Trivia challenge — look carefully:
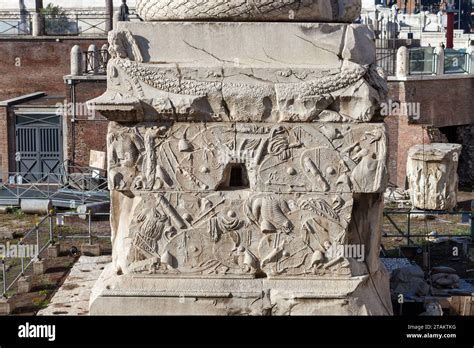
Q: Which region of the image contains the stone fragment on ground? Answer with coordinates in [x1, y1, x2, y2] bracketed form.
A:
[381, 257, 412, 273]
[407, 143, 462, 211]
[390, 264, 430, 297]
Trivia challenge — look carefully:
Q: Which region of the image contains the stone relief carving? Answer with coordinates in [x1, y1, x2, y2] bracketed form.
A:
[107, 122, 387, 194]
[89, 0, 393, 315]
[135, 0, 362, 23]
[407, 143, 462, 211]
[106, 120, 386, 279]
[90, 21, 385, 124]
[124, 191, 354, 278]
[94, 57, 385, 123]
[108, 29, 143, 62]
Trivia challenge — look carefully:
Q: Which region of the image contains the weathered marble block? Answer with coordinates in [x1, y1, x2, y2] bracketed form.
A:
[88, 0, 392, 316]
[107, 122, 387, 194]
[92, 191, 390, 315]
[407, 143, 462, 211]
[112, 191, 354, 277]
[90, 21, 386, 124]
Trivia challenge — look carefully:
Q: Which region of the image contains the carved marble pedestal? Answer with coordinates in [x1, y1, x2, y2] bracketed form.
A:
[89, 0, 393, 315]
[407, 143, 462, 211]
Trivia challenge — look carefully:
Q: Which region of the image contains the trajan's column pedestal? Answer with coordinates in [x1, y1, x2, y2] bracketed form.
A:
[89, 0, 393, 315]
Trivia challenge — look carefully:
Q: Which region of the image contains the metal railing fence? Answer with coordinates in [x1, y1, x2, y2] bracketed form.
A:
[0, 12, 31, 36]
[0, 161, 109, 208]
[1, 210, 110, 298]
[383, 209, 474, 246]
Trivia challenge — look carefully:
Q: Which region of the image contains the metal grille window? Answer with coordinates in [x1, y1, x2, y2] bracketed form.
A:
[376, 38, 397, 77]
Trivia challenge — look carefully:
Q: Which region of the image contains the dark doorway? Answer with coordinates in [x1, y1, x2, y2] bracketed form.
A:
[15, 113, 63, 183]
[439, 125, 473, 189]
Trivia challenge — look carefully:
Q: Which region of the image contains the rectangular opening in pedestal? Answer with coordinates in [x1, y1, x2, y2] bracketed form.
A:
[218, 163, 250, 190]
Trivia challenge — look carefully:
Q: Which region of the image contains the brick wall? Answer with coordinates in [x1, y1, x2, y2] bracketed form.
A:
[65, 79, 108, 168]
[0, 38, 107, 101]
[394, 117, 430, 189]
[396, 0, 417, 14]
[389, 77, 474, 128]
[384, 115, 430, 189]
[386, 76, 474, 187]
[0, 37, 108, 174]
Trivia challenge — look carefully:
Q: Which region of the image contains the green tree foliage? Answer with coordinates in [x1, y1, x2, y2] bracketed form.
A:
[41, 3, 73, 35]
